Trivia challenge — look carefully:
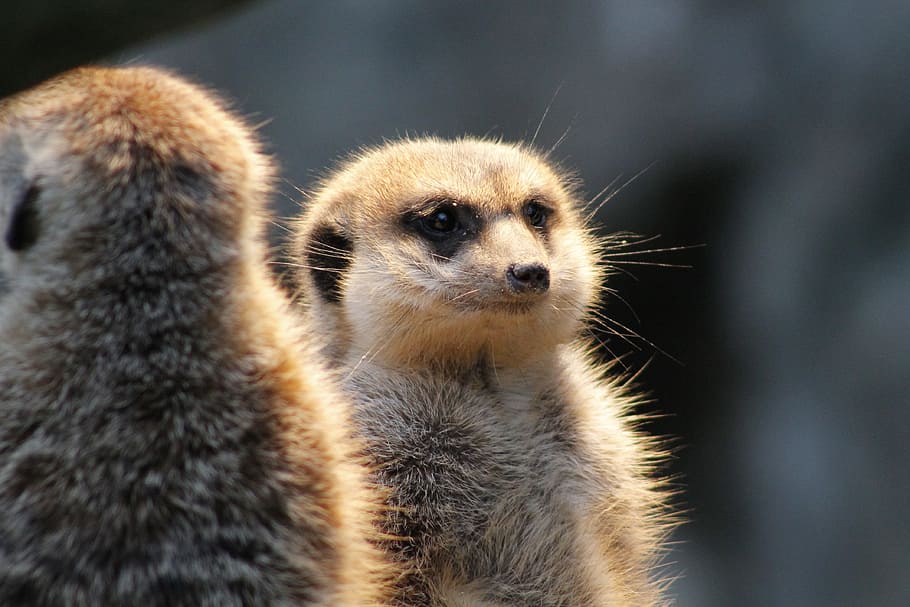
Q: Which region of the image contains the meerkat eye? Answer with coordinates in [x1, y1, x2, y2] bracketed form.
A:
[420, 204, 459, 235]
[403, 201, 479, 257]
[523, 200, 550, 229]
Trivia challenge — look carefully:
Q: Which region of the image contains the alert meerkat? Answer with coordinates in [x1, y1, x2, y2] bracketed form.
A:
[0, 66, 385, 606]
[289, 137, 674, 606]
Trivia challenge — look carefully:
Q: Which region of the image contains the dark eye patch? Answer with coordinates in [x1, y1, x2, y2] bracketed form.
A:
[6, 183, 41, 251]
[523, 199, 552, 229]
[305, 222, 352, 304]
[402, 199, 480, 260]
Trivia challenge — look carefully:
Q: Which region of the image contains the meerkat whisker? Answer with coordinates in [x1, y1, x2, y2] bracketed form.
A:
[448, 288, 481, 302]
[601, 244, 703, 257]
[584, 162, 655, 223]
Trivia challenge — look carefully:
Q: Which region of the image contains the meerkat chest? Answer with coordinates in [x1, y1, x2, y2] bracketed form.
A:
[347, 365, 596, 537]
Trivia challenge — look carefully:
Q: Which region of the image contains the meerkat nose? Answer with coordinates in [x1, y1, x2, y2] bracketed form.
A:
[506, 262, 550, 294]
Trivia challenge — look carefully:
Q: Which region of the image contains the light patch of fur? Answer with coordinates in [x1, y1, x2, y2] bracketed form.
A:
[289, 137, 674, 605]
[0, 66, 387, 606]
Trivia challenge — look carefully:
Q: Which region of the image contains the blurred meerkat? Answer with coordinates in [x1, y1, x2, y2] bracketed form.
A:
[0, 66, 385, 606]
[289, 137, 674, 606]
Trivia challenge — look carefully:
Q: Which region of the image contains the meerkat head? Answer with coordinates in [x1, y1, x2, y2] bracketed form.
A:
[0, 66, 273, 288]
[292, 137, 601, 369]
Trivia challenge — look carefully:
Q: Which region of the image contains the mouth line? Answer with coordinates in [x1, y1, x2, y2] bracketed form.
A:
[445, 295, 544, 314]
[398, 281, 550, 314]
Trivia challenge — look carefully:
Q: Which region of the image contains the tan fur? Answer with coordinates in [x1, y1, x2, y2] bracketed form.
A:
[289, 137, 674, 605]
[0, 66, 386, 606]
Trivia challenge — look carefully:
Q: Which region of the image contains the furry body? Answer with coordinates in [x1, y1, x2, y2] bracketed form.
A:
[290, 138, 671, 606]
[0, 66, 382, 606]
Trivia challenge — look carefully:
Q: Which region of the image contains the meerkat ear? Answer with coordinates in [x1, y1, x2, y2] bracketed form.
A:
[6, 183, 41, 251]
[305, 221, 352, 304]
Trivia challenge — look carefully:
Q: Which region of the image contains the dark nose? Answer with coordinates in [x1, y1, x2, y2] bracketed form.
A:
[506, 263, 550, 293]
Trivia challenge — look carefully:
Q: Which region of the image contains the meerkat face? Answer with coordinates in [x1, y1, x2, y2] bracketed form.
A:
[295, 138, 601, 368]
[397, 196, 552, 310]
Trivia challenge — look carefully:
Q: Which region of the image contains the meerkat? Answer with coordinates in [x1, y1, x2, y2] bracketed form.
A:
[288, 137, 674, 606]
[0, 66, 386, 606]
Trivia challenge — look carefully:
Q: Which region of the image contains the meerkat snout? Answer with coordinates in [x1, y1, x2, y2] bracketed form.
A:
[506, 261, 550, 293]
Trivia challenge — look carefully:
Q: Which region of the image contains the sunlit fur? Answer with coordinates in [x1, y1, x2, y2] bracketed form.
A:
[290, 137, 674, 606]
[0, 66, 386, 606]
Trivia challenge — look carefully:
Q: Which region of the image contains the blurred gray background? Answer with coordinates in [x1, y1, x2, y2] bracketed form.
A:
[7, 1, 909, 605]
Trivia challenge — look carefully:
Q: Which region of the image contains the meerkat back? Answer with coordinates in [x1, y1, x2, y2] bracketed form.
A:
[289, 137, 674, 606]
[0, 66, 383, 606]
